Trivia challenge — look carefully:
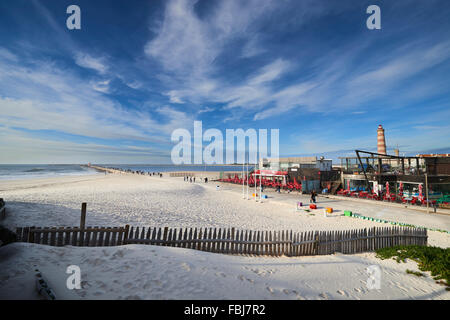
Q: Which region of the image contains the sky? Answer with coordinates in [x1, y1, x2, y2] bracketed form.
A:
[0, 0, 449, 164]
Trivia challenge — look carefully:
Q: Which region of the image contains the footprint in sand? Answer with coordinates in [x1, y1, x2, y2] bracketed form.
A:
[337, 290, 348, 297]
[237, 275, 254, 283]
[120, 264, 131, 271]
[318, 292, 329, 299]
[354, 287, 367, 294]
[112, 250, 125, 259]
[91, 258, 105, 266]
[143, 280, 162, 290]
[215, 272, 226, 278]
[290, 290, 307, 300]
[180, 263, 191, 272]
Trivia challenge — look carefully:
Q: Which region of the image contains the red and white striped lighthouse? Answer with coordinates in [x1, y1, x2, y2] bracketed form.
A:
[377, 125, 387, 155]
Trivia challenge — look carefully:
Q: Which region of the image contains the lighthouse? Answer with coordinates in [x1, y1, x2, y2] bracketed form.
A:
[377, 125, 386, 155]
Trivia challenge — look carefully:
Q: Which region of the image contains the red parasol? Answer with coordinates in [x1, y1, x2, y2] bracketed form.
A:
[419, 184, 423, 201]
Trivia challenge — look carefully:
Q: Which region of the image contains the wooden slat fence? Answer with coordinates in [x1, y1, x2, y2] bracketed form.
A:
[16, 226, 129, 247]
[169, 172, 197, 177]
[15, 225, 427, 256]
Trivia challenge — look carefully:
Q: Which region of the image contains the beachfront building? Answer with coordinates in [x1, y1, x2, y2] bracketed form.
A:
[258, 156, 337, 193]
[338, 151, 450, 206]
[260, 156, 332, 171]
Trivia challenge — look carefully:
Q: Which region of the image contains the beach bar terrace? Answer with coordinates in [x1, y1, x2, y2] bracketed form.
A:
[337, 151, 450, 209]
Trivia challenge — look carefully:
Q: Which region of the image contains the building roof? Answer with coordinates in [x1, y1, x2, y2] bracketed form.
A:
[417, 154, 450, 157]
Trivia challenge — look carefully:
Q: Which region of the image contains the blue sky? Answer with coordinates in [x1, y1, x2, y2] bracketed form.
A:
[0, 0, 449, 164]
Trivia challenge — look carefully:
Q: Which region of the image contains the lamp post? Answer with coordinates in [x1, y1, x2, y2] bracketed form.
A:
[425, 173, 429, 214]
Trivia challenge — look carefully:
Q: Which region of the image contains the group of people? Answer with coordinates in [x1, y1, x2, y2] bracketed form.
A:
[105, 167, 163, 177]
[184, 176, 209, 183]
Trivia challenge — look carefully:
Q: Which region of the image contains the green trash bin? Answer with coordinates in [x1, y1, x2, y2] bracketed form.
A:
[344, 210, 352, 217]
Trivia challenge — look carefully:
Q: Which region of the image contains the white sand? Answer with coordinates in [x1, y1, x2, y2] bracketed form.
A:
[1, 174, 448, 246]
[0, 173, 449, 300]
[0, 243, 448, 300]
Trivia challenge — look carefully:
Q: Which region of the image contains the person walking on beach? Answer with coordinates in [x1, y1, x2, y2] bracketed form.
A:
[310, 190, 317, 204]
[190, 177, 192, 183]
[193, 177, 196, 183]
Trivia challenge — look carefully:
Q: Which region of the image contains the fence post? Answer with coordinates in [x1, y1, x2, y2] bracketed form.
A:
[163, 227, 169, 246]
[231, 228, 235, 254]
[314, 232, 319, 255]
[80, 203, 87, 229]
[123, 225, 130, 245]
[28, 227, 35, 243]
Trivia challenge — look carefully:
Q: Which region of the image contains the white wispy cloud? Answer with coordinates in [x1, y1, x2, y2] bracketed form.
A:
[75, 53, 109, 74]
[0, 51, 193, 146]
[144, 0, 450, 122]
[91, 79, 111, 93]
[0, 127, 171, 164]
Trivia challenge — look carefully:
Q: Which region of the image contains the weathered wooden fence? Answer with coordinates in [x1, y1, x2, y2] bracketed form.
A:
[13, 203, 428, 256]
[15, 225, 427, 256]
[16, 226, 128, 247]
[169, 172, 197, 177]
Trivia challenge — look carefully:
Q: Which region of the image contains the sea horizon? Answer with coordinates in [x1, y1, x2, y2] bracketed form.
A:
[0, 164, 253, 180]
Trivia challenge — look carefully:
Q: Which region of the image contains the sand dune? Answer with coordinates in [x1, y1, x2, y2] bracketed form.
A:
[0, 243, 448, 300]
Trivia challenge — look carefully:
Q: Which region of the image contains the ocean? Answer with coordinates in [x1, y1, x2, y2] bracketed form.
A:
[0, 164, 100, 180]
[104, 164, 254, 173]
[0, 164, 253, 180]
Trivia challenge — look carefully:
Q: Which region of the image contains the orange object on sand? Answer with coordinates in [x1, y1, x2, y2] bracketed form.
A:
[309, 204, 317, 209]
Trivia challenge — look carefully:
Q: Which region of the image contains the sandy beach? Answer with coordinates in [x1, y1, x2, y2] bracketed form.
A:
[0, 173, 449, 300]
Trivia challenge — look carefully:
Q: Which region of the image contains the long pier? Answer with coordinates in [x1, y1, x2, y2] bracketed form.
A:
[84, 165, 242, 181]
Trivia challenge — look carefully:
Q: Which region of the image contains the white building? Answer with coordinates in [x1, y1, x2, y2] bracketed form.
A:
[260, 156, 332, 171]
